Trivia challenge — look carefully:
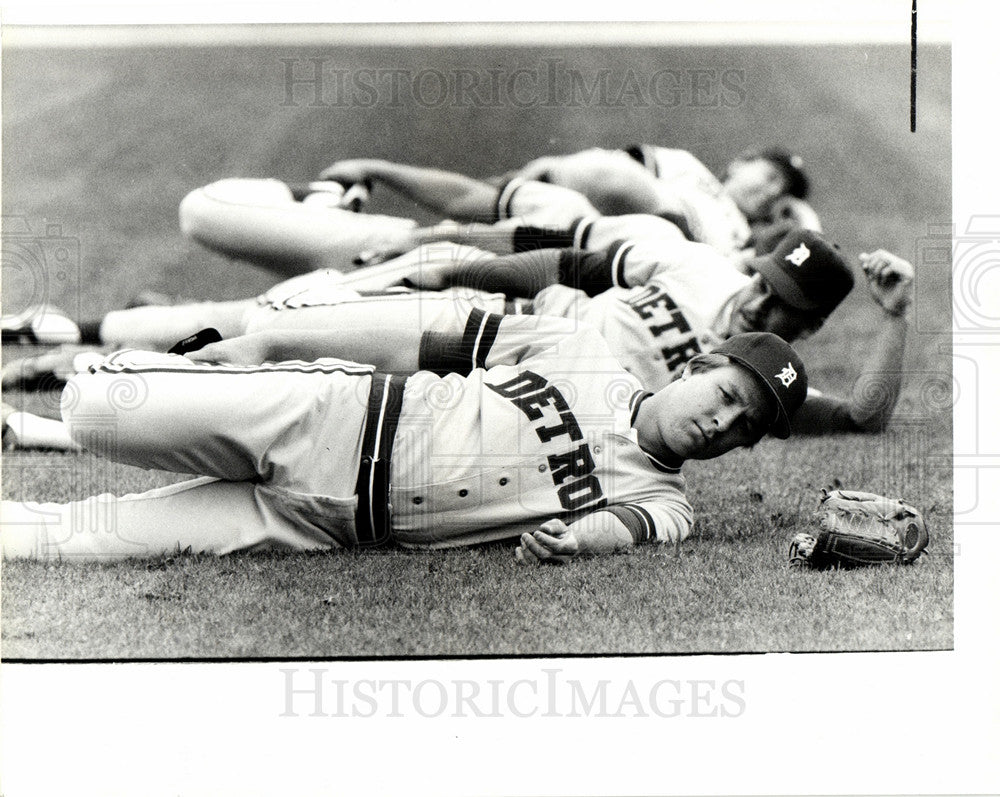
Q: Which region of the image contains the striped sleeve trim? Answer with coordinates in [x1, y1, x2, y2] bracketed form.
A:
[601, 504, 657, 544]
[629, 390, 651, 425]
[571, 215, 598, 249]
[556, 245, 625, 296]
[609, 240, 634, 288]
[470, 311, 502, 369]
[495, 177, 525, 221]
[417, 308, 502, 375]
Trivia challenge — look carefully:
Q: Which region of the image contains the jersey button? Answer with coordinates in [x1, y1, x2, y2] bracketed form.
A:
[593, 445, 602, 454]
[458, 489, 468, 497]
[498, 477, 509, 486]
[412, 496, 424, 505]
[537, 464, 547, 473]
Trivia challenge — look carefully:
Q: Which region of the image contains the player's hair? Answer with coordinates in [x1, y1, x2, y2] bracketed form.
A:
[684, 352, 731, 375]
[730, 148, 810, 200]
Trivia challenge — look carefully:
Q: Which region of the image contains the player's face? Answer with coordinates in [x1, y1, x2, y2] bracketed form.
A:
[723, 158, 787, 220]
[657, 364, 771, 460]
[727, 273, 817, 341]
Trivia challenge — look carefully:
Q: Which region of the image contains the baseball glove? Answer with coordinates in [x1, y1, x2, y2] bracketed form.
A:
[788, 489, 929, 569]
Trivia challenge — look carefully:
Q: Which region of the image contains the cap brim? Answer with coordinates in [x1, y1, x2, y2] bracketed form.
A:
[722, 352, 792, 439]
[749, 254, 823, 312]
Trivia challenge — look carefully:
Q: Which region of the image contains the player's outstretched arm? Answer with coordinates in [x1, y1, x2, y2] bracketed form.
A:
[515, 515, 633, 565]
[188, 327, 422, 373]
[409, 219, 523, 254]
[405, 249, 564, 296]
[789, 249, 913, 434]
[319, 159, 498, 221]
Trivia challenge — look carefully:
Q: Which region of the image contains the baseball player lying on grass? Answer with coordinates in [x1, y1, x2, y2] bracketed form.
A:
[312, 145, 818, 257]
[504, 144, 822, 254]
[173, 170, 686, 279]
[172, 156, 814, 279]
[2, 226, 913, 447]
[0, 317, 806, 564]
[166, 150, 820, 284]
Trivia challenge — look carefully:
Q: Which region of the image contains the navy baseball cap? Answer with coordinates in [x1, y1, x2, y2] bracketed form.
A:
[715, 332, 808, 439]
[749, 228, 854, 316]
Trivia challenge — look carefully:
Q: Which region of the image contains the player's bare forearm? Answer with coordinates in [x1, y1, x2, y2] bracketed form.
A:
[515, 514, 633, 565]
[444, 249, 562, 297]
[789, 298, 910, 435]
[846, 311, 909, 431]
[412, 220, 519, 254]
[190, 328, 421, 373]
[320, 159, 497, 220]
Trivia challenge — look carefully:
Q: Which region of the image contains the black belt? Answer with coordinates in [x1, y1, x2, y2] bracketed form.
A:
[354, 372, 407, 546]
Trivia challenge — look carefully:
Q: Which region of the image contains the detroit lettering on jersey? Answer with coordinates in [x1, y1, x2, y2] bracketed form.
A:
[486, 370, 607, 513]
[625, 285, 703, 372]
[551, 243, 705, 374]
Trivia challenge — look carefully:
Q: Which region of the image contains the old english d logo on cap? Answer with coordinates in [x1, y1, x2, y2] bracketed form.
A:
[784, 243, 810, 267]
[775, 362, 798, 388]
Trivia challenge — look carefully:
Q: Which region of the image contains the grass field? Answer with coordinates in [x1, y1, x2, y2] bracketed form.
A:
[1, 40, 953, 658]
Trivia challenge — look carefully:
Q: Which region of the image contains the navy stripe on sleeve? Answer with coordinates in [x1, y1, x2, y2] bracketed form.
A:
[474, 313, 502, 369]
[495, 178, 522, 221]
[512, 225, 576, 252]
[418, 310, 503, 375]
[556, 242, 633, 295]
[610, 241, 634, 288]
[600, 504, 656, 544]
[570, 216, 595, 249]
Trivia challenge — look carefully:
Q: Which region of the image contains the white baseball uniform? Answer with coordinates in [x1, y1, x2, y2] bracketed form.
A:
[618, 145, 751, 255]
[178, 175, 690, 278]
[249, 235, 750, 392]
[1, 311, 692, 560]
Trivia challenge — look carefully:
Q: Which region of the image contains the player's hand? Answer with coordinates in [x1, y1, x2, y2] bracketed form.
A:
[318, 159, 380, 186]
[515, 519, 580, 565]
[398, 264, 451, 291]
[860, 249, 914, 317]
[186, 334, 271, 366]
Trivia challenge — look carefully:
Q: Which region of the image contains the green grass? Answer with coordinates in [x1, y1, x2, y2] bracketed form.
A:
[1, 42, 952, 658]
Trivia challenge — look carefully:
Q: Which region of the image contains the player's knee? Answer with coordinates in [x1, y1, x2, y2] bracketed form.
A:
[61, 366, 146, 446]
[178, 178, 294, 240]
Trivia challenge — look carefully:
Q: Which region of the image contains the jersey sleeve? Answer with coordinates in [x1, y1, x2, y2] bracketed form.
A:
[598, 497, 694, 545]
[552, 242, 634, 295]
[418, 308, 595, 375]
[493, 176, 529, 222]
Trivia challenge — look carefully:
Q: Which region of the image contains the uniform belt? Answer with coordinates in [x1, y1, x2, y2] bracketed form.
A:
[354, 372, 407, 546]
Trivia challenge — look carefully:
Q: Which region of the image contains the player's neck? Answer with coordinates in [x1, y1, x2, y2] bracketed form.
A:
[633, 392, 684, 469]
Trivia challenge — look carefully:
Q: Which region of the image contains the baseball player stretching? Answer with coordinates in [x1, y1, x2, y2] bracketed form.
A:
[171, 143, 815, 280]
[2, 229, 913, 446]
[0, 316, 807, 564]
[507, 145, 821, 253]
